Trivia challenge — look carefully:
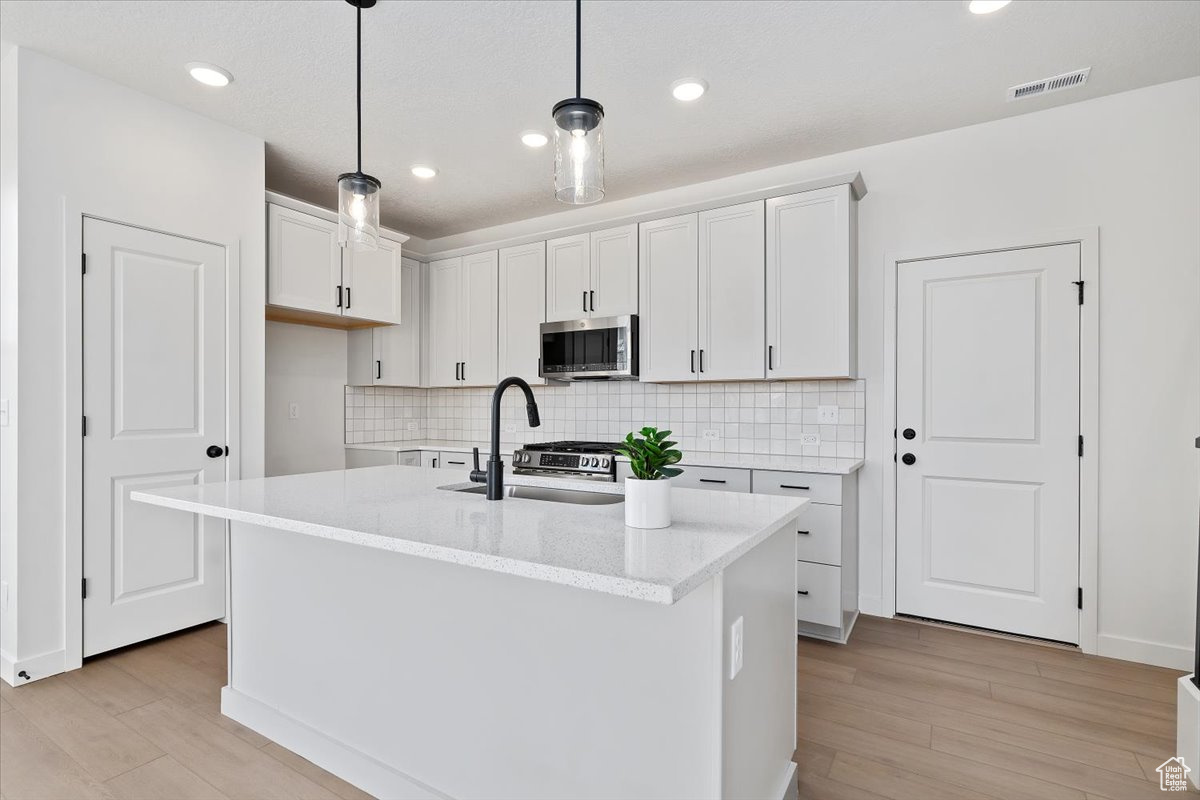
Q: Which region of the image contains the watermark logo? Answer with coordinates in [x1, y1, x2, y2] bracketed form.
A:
[1158, 757, 1191, 791]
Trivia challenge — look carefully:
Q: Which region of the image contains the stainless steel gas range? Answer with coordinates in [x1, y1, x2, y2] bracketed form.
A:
[511, 441, 621, 482]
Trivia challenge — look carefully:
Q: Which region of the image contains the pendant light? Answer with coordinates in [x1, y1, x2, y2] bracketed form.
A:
[553, 0, 605, 204]
[338, 0, 381, 251]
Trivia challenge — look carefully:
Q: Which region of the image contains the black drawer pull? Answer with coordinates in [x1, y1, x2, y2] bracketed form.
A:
[699, 478, 727, 484]
[798, 590, 810, 596]
[446, 460, 466, 465]
[797, 530, 811, 535]
[780, 484, 810, 491]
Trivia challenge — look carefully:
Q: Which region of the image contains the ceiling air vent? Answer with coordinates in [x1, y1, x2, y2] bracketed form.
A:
[1006, 67, 1091, 102]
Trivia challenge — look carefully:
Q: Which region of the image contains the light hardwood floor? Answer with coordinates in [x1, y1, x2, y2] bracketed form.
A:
[0, 615, 1191, 799]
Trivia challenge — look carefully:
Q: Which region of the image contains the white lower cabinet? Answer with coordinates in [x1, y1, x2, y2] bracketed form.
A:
[420, 451, 440, 468]
[794, 563, 842, 628]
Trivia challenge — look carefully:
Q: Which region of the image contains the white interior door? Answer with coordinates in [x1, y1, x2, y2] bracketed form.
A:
[896, 244, 1080, 643]
[83, 218, 227, 657]
[343, 236, 403, 324]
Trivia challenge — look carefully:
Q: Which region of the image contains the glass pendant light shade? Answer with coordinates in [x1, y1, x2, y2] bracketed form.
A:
[338, 171, 381, 251]
[553, 98, 605, 205]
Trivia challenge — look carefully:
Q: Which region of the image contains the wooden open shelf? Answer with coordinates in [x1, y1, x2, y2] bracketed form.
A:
[265, 305, 389, 331]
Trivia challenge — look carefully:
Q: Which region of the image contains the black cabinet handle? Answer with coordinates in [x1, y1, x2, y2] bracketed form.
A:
[206, 445, 224, 459]
[461, 362, 466, 382]
[797, 530, 811, 535]
[691, 350, 696, 373]
[345, 286, 351, 309]
[590, 290, 595, 312]
[902, 453, 916, 466]
[798, 590, 810, 596]
[583, 291, 588, 313]
[376, 360, 382, 380]
[779, 484, 810, 491]
[336, 284, 342, 308]
[768, 344, 774, 370]
[903, 428, 916, 440]
[699, 349, 705, 373]
[699, 478, 726, 484]
[446, 460, 466, 466]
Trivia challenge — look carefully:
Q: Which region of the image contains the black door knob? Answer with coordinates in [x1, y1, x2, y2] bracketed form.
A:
[901, 453, 916, 466]
[902, 428, 916, 440]
[206, 445, 224, 459]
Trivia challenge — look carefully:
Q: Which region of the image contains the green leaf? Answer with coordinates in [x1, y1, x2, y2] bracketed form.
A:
[663, 450, 682, 465]
[659, 466, 683, 478]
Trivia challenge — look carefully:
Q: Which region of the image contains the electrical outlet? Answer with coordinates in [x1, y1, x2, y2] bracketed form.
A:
[730, 616, 744, 679]
[288, 402, 300, 420]
[503, 422, 517, 434]
[817, 405, 839, 425]
[702, 428, 720, 441]
[800, 433, 820, 446]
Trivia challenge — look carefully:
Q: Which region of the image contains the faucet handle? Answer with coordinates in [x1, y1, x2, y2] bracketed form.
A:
[472, 447, 480, 472]
[469, 447, 487, 484]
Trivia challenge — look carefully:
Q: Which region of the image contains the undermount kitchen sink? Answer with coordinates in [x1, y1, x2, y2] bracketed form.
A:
[440, 483, 624, 505]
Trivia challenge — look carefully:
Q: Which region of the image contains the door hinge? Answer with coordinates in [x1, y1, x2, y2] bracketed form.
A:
[81, 578, 88, 600]
[82, 416, 88, 437]
[81, 253, 87, 274]
[1072, 280, 1084, 305]
[1078, 435, 1084, 457]
[1077, 586, 1083, 610]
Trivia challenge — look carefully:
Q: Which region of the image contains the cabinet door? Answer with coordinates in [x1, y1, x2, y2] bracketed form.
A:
[427, 257, 462, 387]
[498, 242, 546, 384]
[545, 233, 590, 322]
[638, 214, 699, 382]
[268, 204, 342, 315]
[396, 450, 422, 467]
[698, 202, 765, 380]
[420, 450, 440, 468]
[343, 236, 403, 324]
[766, 185, 854, 378]
[461, 250, 498, 386]
[375, 257, 422, 386]
[589, 224, 638, 318]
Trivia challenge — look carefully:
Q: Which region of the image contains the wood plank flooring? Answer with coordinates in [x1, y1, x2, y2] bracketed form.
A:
[0, 615, 1190, 799]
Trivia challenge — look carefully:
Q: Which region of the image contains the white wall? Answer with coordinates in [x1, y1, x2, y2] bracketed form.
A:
[0, 48, 265, 679]
[266, 322, 347, 476]
[420, 78, 1200, 669]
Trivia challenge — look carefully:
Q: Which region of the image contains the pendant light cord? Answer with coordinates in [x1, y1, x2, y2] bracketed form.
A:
[575, 0, 581, 99]
[356, 4, 363, 173]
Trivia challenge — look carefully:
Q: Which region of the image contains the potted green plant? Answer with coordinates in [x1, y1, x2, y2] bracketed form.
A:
[615, 427, 683, 529]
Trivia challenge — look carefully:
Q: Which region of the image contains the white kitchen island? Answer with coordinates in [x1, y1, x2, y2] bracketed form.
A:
[133, 465, 806, 800]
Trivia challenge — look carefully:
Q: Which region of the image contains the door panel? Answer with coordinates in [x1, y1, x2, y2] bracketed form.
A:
[461, 250, 498, 386]
[374, 257, 422, 386]
[267, 204, 341, 315]
[83, 218, 227, 657]
[499, 242, 546, 384]
[546, 234, 590, 322]
[638, 214, 698, 382]
[427, 257, 462, 387]
[343, 236, 403, 324]
[589, 224, 638, 318]
[698, 202, 765, 380]
[896, 244, 1080, 643]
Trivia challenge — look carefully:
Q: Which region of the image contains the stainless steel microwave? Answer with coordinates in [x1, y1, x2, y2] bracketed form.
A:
[539, 315, 639, 381]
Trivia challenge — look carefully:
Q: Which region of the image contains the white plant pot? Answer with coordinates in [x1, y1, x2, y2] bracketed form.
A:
[624, 477, 673, 529]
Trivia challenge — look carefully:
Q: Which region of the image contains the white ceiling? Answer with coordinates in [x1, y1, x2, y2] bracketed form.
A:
[2, 0, 1198, 239]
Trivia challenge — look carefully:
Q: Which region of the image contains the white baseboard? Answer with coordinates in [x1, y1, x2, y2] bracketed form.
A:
[0, 647, 66, 686]
[1180, 677, 1200, 790]
[1098, 633, 1193, 670]
[221, 687, 447, 800]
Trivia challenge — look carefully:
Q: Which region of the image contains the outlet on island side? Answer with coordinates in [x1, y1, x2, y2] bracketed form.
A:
[288, 402, 300, 420]
[730, 616, 744, 679]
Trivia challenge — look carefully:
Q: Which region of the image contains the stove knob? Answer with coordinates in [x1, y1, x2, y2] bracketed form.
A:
[590, 457, 600, 468]
[600, 457, 609, 468]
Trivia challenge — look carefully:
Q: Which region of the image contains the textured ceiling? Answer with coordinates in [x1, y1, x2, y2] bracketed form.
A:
[2, 0, 1198, 239]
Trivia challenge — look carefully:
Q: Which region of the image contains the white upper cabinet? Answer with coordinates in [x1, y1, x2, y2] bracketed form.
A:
[267, 202, 406, 325]
[427, 252, 498, 387]
[766, 184, 856, 379]
[546, 225, 638, 322]
[498, 242, 546, 384]
[639, 213, 699, 382]
[347, 257, 422, 386]
[268, 204, 342, 315]
[546, 233, 590, 322]
[589, 224, 638, 318]
[698, 201, 766, 381]
[342, 236, 403, 324]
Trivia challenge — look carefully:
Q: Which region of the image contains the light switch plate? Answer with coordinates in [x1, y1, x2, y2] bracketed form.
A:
[730, 616, 744, 679]
[817, 405, 839, 425]
[800, 433, 820, 446]
[288, 402, 300, 420]
[702, 429, 720, 441]
[407, 422, 419, 432]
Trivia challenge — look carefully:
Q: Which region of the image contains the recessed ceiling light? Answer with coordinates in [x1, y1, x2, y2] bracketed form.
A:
[186, 62, 233, 87]
[521, 130, 549, 148]
[967, 0, 1011, 13]
[410, 165, 438, 179]
[671, 78, 708, 102]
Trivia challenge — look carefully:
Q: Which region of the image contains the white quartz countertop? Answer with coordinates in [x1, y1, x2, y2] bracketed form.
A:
[345, 440, 863, 475]
[132, 467, 808, 605]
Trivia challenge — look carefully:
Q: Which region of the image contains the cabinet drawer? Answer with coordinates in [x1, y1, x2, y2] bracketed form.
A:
[439, 451, 472, 470]
[752, 470, 843, 505]
[795, 562, 842, 628]
[673, 465, 750, 493]
[795, 503, 842, 566]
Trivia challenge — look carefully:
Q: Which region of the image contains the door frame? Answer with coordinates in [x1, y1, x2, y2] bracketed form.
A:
[63, 206, 241, 670]
[881, 227, 1099, 654]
